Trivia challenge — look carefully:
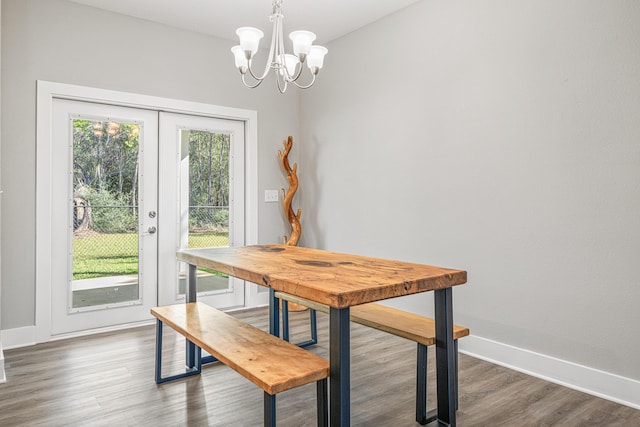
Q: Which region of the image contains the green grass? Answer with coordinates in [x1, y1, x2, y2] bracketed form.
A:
[73, 231, 229, 280]
[73, 233, 138, 280]
[189, 231, 229, 248]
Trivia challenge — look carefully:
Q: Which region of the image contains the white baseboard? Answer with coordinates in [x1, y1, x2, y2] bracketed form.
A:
[0, 341, 5, 383]
[459, 335, 640, 410]
[1, 325, 37, 350]
[1, 321, 155, 350]
[48, 320, 154, 343]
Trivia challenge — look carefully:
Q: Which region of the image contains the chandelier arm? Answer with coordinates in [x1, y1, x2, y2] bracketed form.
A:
[246, 62, 265, 82]
[276, 16, 304, 84]
[263, 13, 280, 77]
[290, 72, 317, 89]
[277, 19, 303, 83]
[275, 42, 288, 93]
[246, 10, 280, 82]
[276, 18, 289, 80]
[246, 43, 275, 82]
[276, 13, 287, 75]
[276, 71, 288, 93]
[287, 62, 304, 82]
[241, 73, 264, 88]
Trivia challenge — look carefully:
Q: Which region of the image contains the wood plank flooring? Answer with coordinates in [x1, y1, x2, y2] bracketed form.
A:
[1, 307, 638, 426]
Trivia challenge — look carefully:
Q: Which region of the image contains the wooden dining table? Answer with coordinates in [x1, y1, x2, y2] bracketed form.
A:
[177, 244, 467, 426]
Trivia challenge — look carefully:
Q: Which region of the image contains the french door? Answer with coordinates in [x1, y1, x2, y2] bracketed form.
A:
[50, 100, 246, 336]
[158, 112, 245, 308]
[51, 99, 159, 335]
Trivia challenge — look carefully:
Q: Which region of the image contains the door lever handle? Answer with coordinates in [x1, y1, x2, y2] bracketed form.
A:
[145, 226, 157, 235]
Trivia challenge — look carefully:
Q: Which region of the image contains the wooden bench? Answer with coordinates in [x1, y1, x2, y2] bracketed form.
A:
[274, 292, 470, 425]
[151, 302, 330, 427]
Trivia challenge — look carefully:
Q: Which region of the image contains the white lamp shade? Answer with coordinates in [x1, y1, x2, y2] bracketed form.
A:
[282, 54, 299, 77]
[307, 46, 328, 70]
[231, 46, 248, 68]
[236, 27, 264, 55]
[289, 30, 316, 56]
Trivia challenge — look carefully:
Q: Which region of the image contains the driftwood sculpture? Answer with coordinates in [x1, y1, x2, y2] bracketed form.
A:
[278, 136, 302, 246]
[278, 136, 305, 311]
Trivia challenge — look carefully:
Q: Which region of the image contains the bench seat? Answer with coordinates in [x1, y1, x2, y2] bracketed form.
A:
[274, 291, 469, 425]
[151, 302, 329, 426]
[275, 291, 470, 343]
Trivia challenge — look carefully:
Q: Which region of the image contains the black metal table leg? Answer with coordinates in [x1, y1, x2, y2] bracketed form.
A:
[264, 391, 276, 426]
[186, 263, 197, 368]
[432, 288, 456, 426]
[330, 307, 351, 426]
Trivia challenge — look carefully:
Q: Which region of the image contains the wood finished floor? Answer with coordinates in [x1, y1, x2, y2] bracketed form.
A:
[1, 307, 638, 426]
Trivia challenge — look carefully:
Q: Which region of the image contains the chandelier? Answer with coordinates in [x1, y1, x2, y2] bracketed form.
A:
[230, 0, 328, 93]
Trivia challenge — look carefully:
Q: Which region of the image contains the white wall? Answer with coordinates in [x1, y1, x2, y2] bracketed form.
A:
[0, 1, 5, 383]
[299, 0, 640, 387]
[0, 0, 294, 330]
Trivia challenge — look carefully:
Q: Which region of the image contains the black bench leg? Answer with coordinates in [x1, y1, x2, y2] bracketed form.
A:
[416, 343, 429, 425]
[155, 319, 202, 384]
[155, 318, 164, 384]
[264, 392, 276, 427]
[278, 295, 318, 348]
[269, 289, 280, 337]
[310, 309, 318, 343]
[282, 300, 290, 341]
[317, 378, 328, 427]
[455, 338, 459, 411]
[416, 339, 461, 424]
[293, 307, 318, 348]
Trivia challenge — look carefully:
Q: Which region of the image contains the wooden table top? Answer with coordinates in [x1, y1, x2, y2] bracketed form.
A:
[177, 245, 467, 309]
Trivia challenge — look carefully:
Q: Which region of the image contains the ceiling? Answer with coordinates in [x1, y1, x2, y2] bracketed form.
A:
[66, 0, 422, 44]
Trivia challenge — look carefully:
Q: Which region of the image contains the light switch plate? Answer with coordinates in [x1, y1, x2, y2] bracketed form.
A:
[264, 189, 279, 202]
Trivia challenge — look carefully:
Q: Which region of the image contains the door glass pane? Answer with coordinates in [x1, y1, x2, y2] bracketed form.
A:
[178, 129, 231, 295]
[71, 119, 141, 309]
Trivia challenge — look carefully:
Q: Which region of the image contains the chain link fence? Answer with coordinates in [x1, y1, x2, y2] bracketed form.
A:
[72, 205, 229, 279]
[188, 206, 229, 248]
[73, 205, 139, 280]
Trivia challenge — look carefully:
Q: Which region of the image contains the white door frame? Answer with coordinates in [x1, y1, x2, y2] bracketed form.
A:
[35, 80, 258, 343]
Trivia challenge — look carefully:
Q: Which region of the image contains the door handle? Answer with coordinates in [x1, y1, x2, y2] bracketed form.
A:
[146, 226, 157, 235]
